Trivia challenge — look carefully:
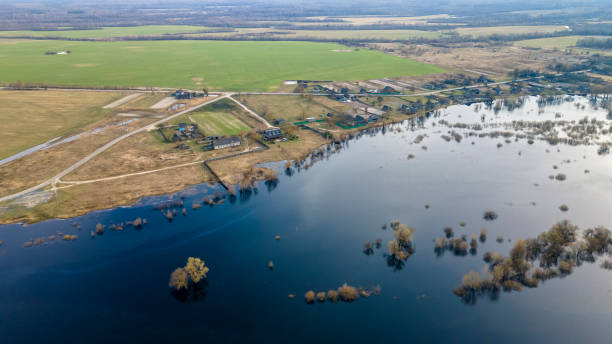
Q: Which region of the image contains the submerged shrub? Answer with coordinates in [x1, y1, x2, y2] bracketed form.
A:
[337, 283, 359, 302]
[444, 227, 454, 238]
[601, 260, 612, 270]
[95, 223, 104, 235]
[316, 291, 326, 302]
[470, 236, 478, 250]
[327, 290, 339, 302]
[375, 238, 382, 248]
[496, 236, 503, 243]
[558, 260, 573, 274]
[559, 204, 569, 212]
[483, 251, 504, 265]
[169, 268, 188, 290]
[434, 237, 447, 249]
[480, 228, 488, 242]
[483, 210, 498, 221]
[305, 290, 315, 304]
[502, 280, 523, 292]
[363, 241, 374, 255]
[555, 173, 567, 181]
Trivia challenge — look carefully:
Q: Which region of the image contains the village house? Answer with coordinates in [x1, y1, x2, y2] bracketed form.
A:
[171, 123, 202, 141]
[212, 136, 241, 150]
[263, 127, 283, 141]
[172, 89, 205, 100]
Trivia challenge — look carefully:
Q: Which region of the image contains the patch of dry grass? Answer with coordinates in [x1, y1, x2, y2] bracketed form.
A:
[0, 90, 125, 159]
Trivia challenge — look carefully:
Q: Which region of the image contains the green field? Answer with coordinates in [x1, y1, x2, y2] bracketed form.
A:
[188, 111, 250, 136]
[0, 39, 444, 91]
[0, 25, 210, 39]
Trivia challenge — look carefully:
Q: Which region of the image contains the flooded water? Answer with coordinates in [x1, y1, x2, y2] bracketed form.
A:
[1, 95, 611, 343]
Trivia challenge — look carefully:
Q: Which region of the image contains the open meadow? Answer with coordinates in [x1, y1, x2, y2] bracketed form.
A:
[515, 35, 612, 55]
[0, 39, 444, 91]
[455, 25, 569, 37]
[238, 94, 353, 122]
[0, 90, 125, 159]
[0, 25, 210, 39]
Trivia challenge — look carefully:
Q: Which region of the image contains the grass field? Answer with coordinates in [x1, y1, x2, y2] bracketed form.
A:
[515, 35, 612, 55]
[280, 29, 442, 40]
[188, 111, 251, 136]
[0, 25, 210, 39]
[0, 39, 444, 91]
[191, 28, 443, 40]
[455, 25, 569, 37]
[0, 90, 123, 159]
[239, 94, 352, 122]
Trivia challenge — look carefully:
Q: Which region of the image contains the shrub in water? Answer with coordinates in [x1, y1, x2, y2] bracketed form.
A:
[169, 268, 188, 290]
[327, 290, 339, 302]
[483, 210, 498, 221]
[480, 228, 487, 242]
[304, 290, 315, 304]
[337, 283, 359, 302]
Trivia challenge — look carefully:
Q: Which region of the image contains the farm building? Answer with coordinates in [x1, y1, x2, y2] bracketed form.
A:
[273, 118, 286, 126]
[171, 123, 202, 141]
[172, 89, 205, 100]
[263, 127, 283, 140]
[212, 136, 241, 150]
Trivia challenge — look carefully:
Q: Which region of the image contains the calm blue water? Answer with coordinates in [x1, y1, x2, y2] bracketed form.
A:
[1, 96, 611, 343]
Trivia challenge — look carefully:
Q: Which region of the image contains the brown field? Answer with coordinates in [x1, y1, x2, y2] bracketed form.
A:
[0, 164, 212, 224]
[0, 115, 157, 198]
[370, 42, 573, 76]
[0, 90, 127, 159]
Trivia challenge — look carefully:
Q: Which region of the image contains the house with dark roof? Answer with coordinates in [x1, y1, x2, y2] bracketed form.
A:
[263, 127, 283, 140]
[212, 136, 241, 150]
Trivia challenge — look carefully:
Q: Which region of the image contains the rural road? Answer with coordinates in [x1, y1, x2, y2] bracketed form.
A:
[0, 94, 231, 203]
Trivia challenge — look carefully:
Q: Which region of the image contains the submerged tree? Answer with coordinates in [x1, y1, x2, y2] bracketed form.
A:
[169, 257, 210, 291]
[169, 268, 188, 291]
[184, 257, 210, 283]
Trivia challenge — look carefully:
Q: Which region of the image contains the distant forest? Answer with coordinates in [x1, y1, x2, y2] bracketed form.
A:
[0, 0, 610, 30]
[576, 37, 612, 50]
